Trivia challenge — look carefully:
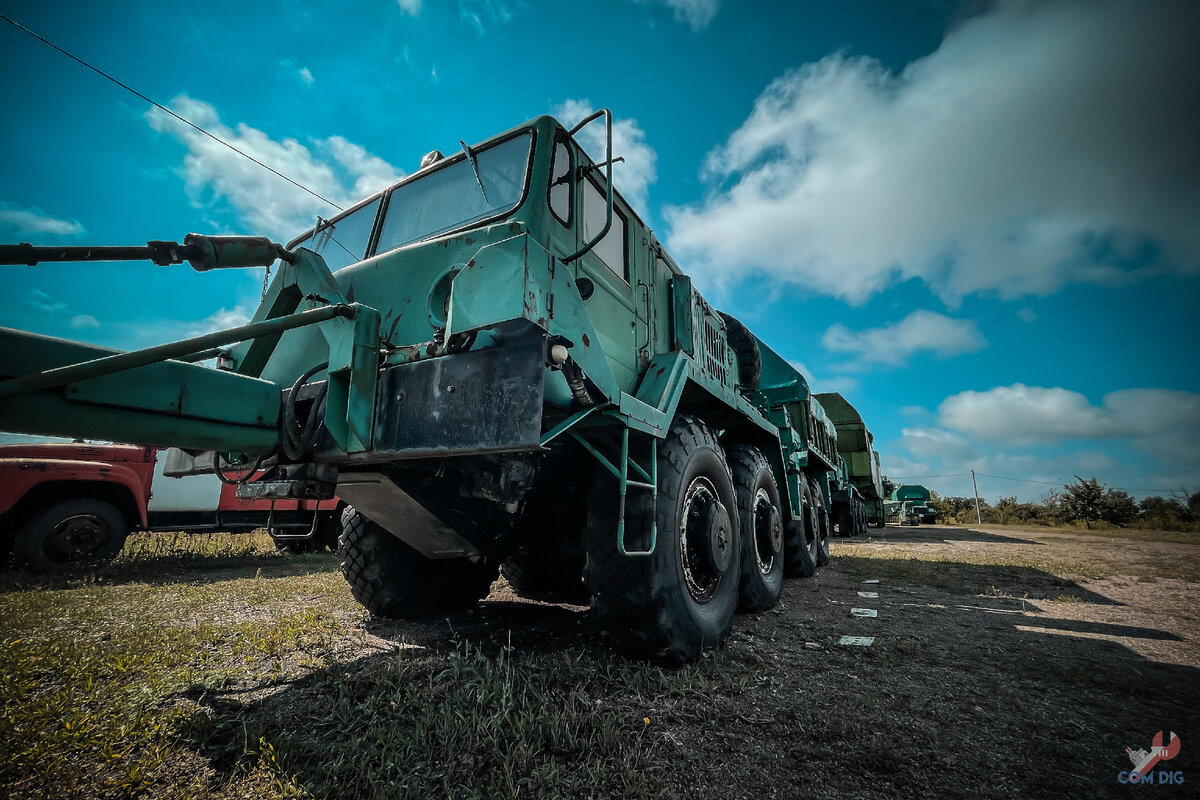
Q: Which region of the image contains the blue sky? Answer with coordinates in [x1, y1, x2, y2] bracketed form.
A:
[1, 0, 1197, 503]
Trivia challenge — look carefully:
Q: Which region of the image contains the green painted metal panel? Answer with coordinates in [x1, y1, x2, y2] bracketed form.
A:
[0, 328, 280, 452]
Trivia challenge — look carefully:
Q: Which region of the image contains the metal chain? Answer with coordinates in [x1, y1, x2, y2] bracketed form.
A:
[261, 263, 271, 301]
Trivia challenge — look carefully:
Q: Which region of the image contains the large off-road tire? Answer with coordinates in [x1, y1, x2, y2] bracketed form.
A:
[836, 505, 854, 537]
[338, 506, 496, 618]
[718, 313, 762, 391]
[812, 478, 831, 567]
[727, 445, 784, 613]
[784, 478, 819, 578]
[584, 415, 740, 665]
[14, 498, 128, 572]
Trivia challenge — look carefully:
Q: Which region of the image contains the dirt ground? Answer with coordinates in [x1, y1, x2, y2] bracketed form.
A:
[300, 523, 1200, 798]
[4, 523, 1198, 799]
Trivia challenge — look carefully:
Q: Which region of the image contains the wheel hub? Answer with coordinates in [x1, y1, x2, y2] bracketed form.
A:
[680, 477, 731, 602]
[697, 500, 733, 577]
[49, 515, 107, 561]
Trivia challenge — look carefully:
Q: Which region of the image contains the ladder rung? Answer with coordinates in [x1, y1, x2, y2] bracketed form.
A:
[625, 480, 655, 490]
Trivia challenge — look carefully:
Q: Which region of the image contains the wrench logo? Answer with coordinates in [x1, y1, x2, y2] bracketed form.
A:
[1125, 731, 1181, 777]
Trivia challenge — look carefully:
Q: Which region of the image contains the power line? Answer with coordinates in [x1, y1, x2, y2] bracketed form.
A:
[890, 470, 1189, 496]
[0, 13, 343, 212]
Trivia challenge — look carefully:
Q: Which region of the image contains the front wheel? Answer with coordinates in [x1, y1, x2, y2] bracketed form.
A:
[339, 506, 496, 618]
[14, 498, 128, 572]
[584, 416, 740, 665]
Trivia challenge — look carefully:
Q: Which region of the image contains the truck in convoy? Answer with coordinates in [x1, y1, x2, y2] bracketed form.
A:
[0, 110, 880, 664]
[813, 392, 885, 535]
[0, 441, 341, 570]
[891, 484, 932, 526]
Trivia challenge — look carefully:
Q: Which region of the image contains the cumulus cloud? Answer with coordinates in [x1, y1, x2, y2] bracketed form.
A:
[298, 66, 315, 86]
[146, 95, 403, 239]
[0, 204, 85, 237]
[899, 426, 981, 463]
[666, 0, 1200, 304]
[632, 0, 719, 30]
[939, 384, 1200, 444]
[885, 384, 1200, 501]
[823, 310, 986, 369]
[556, 99, 658, 210]
[397, 0, 421, 15]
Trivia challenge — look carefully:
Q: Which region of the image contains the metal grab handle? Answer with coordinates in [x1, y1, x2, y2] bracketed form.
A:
[562, 108, 615, 265]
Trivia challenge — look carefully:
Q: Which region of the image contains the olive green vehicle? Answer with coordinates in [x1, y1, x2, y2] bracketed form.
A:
[0, 110, 869, 665]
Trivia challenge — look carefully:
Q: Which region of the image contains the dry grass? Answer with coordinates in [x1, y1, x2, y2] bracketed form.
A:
[2, 525, 1198, 798]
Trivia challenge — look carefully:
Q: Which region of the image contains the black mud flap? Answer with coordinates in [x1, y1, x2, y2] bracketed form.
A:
[372, 336, 546, 459]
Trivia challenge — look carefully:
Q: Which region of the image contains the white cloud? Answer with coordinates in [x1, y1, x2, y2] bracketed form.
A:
[459, 1, 514, 36]
[186, 304, 256, 338]
[822, 310, 985, 369]
[666, 0, 1200, 304]
[0, 204, 85, 237]
[325, 136, 405, 200]
[23, 289, 67, 314]
[899, 426, 981, 463]
[298, 66, 315, 86]
[939, 384, 1200, 445]
[397, 0, 421, 15]
[632, 0, 719, 30]
[1016, 308, 1036, 323]
[788, 359, 859, 396]
[556, 99, 658, 210]
[70, 314, 100, 330]
[146, 95, 403, 240]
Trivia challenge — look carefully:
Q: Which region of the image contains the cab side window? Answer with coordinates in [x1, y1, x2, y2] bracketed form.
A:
[549, 138, 571, 226]
[582, 177, 628, 282]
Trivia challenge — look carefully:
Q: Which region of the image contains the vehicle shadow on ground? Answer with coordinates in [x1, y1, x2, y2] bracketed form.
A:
[0, 552, 339, 593]
[849, 525, 1045, 545]
[835, 554, 1122, 605]
[169, 595, 619, 796]
[361, 595, 594, 659]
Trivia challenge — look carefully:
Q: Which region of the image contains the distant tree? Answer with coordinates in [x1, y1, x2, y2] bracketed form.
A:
[1061, 476, 1105, 529]
[1101, 489, 1138, 526]
[1140, 495, 1185, 526]
[928, 488, 944, 507]
[881, 475, 897, 498]
[1040, 489, 1064, 523]
[1189, 490, 1200, 521]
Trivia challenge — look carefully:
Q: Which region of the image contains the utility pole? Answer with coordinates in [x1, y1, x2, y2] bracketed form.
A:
[971, 469, 982, 525]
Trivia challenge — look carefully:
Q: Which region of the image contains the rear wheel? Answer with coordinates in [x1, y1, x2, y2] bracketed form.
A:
[727, 445, 784, 613]
[784, 478, 819, 578]
[338, 506, 496, 618]
[584, 415, 740, 665]
[812, 478, 831, 567]
[14, 498, 128, 572]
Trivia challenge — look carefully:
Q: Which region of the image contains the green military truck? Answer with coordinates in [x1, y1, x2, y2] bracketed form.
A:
[0, 110, 875, 664]
[814, 392, 885, 535]
[891, 485, 932, 526]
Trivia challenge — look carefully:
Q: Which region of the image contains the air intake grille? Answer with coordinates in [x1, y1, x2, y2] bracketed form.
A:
[703, 315, 727, 385]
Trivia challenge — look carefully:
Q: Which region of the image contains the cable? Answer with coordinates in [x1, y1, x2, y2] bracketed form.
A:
[891, 470, 1189, 496]
[0, 13, 343, 212]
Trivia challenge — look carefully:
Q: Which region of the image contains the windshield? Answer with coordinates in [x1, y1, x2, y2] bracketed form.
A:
[376, 132, 533, 255]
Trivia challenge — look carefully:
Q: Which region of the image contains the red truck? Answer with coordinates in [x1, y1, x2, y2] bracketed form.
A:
[0, 441, 342, 571]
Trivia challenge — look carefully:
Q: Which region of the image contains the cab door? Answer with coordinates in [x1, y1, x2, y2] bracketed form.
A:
[573, 168, 650, 391]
